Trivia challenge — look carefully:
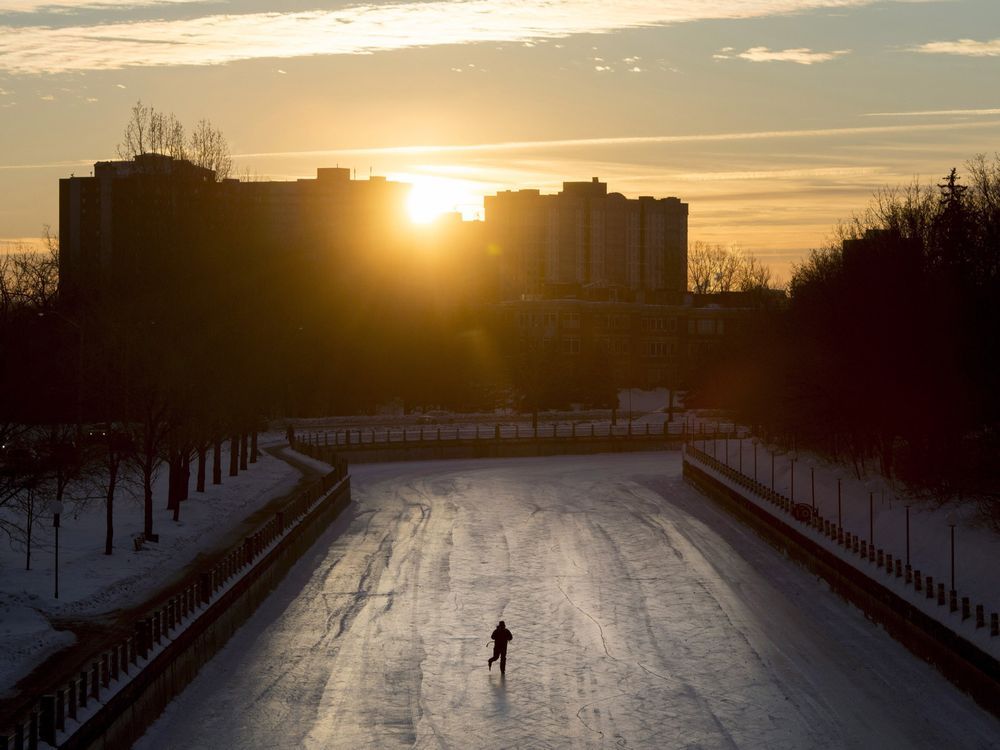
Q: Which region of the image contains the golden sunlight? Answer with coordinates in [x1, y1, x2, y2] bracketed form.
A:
[403, 175, 481, 224]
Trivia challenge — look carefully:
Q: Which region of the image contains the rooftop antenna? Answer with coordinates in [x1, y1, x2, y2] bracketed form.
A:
[369, 166, 373, 179]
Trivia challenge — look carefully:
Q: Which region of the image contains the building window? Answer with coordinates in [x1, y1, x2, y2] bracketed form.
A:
[562, 337, 581, 354]
[562, 312, 580, 329]
[644, 341, 668, 358]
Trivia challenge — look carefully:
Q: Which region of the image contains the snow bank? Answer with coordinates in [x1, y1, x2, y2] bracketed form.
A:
[0, 434, 316, 695]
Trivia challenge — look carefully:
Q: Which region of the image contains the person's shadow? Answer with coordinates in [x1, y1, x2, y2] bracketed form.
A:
[490, 674, 509, 716]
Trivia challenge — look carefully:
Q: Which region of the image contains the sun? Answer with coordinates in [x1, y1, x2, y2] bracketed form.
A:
[406, 180, 454, 224]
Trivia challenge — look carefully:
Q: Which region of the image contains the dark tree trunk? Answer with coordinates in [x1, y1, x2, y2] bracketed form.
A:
[104, 458, 118, 555]
[180, 450, 190, 501]
[229, 434, 239, 476]
[167, 446, 183, 520]
[213, 438, 222, 484]
[250, 430, 258, 464]
[197, 447, 206, 492]
[240, 432, 248, 470]
[143, 462, 155, 540]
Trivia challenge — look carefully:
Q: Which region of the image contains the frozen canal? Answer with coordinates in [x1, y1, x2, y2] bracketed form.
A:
[136, 454, 999, 749]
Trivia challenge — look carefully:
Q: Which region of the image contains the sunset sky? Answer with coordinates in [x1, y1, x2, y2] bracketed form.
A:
[1, 0, 998, 279]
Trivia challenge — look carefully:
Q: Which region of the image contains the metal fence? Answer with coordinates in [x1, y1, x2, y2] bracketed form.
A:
[299, 420, 742, 449]
[684, 443, 999, 639]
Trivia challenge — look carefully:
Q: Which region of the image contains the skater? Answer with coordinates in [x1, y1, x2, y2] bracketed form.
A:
[488, 620, 513, 674]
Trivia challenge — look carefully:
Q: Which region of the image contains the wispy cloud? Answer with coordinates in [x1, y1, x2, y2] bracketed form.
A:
[672, 166, 884, 182]
[0, 0, 926, 74]
[233, 119, 1000, 159]
[0, 0, 198, 11]
[911, 38, 1000, 57]
[863, 107, 1000, 117]
[715, 46, 851, 64]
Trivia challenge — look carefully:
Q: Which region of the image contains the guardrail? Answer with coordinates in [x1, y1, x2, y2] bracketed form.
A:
[683, 442, 1000, 717]
[683, 442, 999, 640]
[299, 420, 743, 449]
[0, 466, 348, 750]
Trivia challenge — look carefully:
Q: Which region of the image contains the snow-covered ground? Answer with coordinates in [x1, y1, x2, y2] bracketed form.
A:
[135, 454, 999, 749]
[0, 433, 310, 695]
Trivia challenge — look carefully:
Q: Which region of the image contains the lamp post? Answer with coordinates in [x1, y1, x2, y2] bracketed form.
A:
[810, 465, 816, 511]
[52, 501, 63, 599]
[788, 451, 798, 502]
[948, 519, 957, 594]
[905, 505, 911, 566]
[770, 448, 775, 492]
[869, 491, 874, 545]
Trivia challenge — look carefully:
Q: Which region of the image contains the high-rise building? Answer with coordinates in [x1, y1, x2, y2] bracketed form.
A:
[59, 155, 413, 308]
[485, 178, 688, 304]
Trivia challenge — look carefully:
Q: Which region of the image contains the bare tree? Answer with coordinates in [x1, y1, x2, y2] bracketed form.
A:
[689, 242, 770, 293]
[189, 118, 232, 180]
[736, 253, 774, 292]
[688, 241, 723, 294]
[116, 101, 233, 179]
[0, 229, 59, 324]
[116, 100, 154, 159]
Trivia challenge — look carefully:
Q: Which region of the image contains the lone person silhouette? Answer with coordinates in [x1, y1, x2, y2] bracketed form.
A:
[488, 620, 513, 674]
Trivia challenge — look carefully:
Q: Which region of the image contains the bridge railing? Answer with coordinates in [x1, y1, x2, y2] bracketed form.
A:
[298, 420, 744, 449]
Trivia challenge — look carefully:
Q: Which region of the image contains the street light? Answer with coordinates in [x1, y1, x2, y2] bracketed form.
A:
[788, 451, 798, 502]
[948, 516, 957, 594]
[52, 500, 63, 599]
[905, 505, 911, 567]
[869, 491, 875, 545]
[770, 446, 775, 492]
[810, 464, 816, 511]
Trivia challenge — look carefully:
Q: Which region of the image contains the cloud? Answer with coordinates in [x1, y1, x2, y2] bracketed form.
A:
[232, 118, 1000, 160]
[0, 0, 199, 11]
[863, 107, 1000, 117]
[911, 38, 1000, 57]
[0, 0, 925, 74]
[716, 46, 850, 64]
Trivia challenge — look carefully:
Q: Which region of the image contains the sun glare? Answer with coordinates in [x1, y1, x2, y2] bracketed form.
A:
[406, 180, 454, 224]
[404, 175, 483, 224]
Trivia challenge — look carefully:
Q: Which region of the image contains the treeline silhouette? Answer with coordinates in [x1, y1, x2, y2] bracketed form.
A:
[693, 155, 1000, 518]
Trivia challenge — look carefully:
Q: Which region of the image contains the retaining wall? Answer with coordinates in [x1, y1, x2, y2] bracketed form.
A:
[683, 454, 1000, 718]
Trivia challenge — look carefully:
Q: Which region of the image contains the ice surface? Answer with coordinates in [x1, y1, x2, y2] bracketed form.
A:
[135, 454, 999, 749]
